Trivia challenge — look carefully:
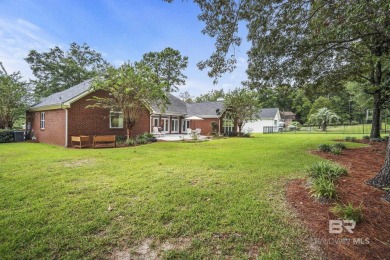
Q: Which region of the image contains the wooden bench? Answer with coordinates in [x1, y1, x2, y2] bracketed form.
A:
[71, 135, 90, 148]
[93, 135, 116, 148]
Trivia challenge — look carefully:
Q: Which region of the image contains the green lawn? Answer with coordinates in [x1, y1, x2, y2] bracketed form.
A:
[0, 134, 363, 259]
[295, 123, 390, 134]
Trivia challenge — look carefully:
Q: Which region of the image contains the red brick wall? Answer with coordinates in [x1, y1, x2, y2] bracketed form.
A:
[189, 118, 220, 135]
[67, 90, 151, 146]
[30, 109, 66, 146]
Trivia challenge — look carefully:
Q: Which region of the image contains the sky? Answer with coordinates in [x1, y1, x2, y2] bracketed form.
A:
[0, 0, 250, 97]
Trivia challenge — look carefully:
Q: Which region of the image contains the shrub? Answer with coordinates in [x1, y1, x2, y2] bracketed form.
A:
[330, 147, 342, 155]
[383, 136, 389, 141]
[307, 161, 348, 180]
[116, 135, 127, 144]
[332, 142, 347, 150]
[135, 135, 149, 144]
[318, 144, 332, 152]
[126, 139, 136, 146]
[310, 176, 337, 200]
[370, 137, 383, 142]
[331, 203, 363, 223]
[345, 136, 357, 142]
[142, 132, 154, 139]
[362, 135, 370, 140]
[0, 130, 14, 143]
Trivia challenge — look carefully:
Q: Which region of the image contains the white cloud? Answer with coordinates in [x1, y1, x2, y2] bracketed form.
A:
[0, 18, 58, 79]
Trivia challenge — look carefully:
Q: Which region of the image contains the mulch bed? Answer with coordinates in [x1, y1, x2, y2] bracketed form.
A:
[286, 140, 390, 259]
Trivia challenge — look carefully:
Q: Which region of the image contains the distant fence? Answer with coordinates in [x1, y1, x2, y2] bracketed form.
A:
[265, 123, 390, 135]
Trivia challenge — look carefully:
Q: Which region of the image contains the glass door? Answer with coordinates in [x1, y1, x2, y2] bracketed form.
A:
[182, 119, 190, 132]
[162, 118, 170, 133]
[171, 118, 179, 133]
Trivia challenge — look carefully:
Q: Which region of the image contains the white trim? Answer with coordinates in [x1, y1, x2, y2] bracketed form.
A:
[109, 111, 124, 129]
[40, 112, 46, 129]
[65, 109, 68, 147]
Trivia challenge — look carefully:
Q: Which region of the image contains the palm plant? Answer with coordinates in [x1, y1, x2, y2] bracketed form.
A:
[309, 107, 340, 131]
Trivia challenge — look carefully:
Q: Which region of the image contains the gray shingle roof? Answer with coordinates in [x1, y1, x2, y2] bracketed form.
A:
[30, 79, 93, 109]
[150, 94, 188, 115]
[186, 101, 224, 117]
[258, 108, 278, 119]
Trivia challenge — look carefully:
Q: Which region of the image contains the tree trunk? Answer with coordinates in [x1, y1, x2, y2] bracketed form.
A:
[368, 138, 390, 201]
[126, 127, 132, 141]
[370, 91, 381, 139]
[321, 120, 326, 131]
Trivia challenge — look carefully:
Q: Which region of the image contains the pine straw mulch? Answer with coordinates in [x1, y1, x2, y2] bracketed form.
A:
[286, 140, 390, 260]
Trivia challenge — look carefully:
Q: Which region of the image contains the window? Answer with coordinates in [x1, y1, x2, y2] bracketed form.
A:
[274, 120, 277, 126]
[40, 112, 45, 129]
[171, 118, 179, 133]
[110, 111, 123, 128]
[223, 114, 234, 133]
[153, 117, 159, 127]
[182, 119, 190, 132]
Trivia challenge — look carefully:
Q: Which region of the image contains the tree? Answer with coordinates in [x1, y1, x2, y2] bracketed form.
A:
[25, 42, 110, 99]
[0, 62, 29, 129]
[368, 139, 390, 201]
[291, 89, 312, 124]
[194, 88, 225, 102]
[223, 87, 262, 135]
[308, 96, 332, 121]
[88, 62, 169, 140]
[138, 47, 188, 92]
[165, 0, 390, 192]
[169, 0, 390, 139]
[309, 107, 339, 132]
[179, 91, 193, 103]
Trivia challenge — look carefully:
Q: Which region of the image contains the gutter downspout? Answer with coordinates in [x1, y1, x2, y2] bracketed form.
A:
[65, 108, 68, 147]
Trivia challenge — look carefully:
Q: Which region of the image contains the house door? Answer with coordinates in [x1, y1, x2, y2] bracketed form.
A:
[162, 118, 170, 133]
[171, 118, 179, 133]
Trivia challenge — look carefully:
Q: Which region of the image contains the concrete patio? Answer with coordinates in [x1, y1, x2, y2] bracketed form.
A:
[155, 134, 208, 141]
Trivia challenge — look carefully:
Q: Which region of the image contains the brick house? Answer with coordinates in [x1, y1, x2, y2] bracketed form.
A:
[26, 79, 227, 147]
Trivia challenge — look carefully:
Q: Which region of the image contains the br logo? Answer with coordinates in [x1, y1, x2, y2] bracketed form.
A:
[329, 220, 356, 234]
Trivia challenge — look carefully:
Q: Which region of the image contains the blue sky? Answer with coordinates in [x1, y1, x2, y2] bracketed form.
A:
[0, 0, 249, 96]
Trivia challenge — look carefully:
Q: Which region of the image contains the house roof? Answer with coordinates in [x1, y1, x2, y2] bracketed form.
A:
[186, 101, 224, 118]
[258, 108, 279, 119]
[150, 94, 188, 115]
[29, 79, 278, 119]
[280, 111, 296, 117]
[29, 80, 93, 111]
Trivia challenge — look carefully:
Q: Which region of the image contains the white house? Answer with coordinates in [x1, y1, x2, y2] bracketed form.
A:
[242, 108, 281, 133]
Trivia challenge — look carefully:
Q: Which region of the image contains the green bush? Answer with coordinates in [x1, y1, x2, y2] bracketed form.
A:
[370, 137, 384, 142]
[362, 135, 370, 140]
[142, 132, 154, 139]
[126, 139, 136, 146]
[383, 136, 389, 141]
[307, 161, 348, 180]
[116, 135, 127, 144]
[318, 144, 332, 152]
[330, 147, 342, 155]
[0, 130, 14, 143]
[310, 176, 337, 200]
[135, 134, 149, 144]
[345, 136, 357, 142]
[331, 203, 363, 223]
[332, 142, 347, 150]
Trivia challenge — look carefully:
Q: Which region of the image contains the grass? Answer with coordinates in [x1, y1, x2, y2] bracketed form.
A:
[0, 134, 364, 258]
[293, 123, 390, 134]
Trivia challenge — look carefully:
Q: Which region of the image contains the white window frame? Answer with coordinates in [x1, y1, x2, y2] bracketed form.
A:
[182, 119, 190, 132]
[153, 117, 159, 127]
[161, 118, 170, 133]
[109, 111, 124, 129]
[40, 112, 45, 129]
[171, 118, 179, 133]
